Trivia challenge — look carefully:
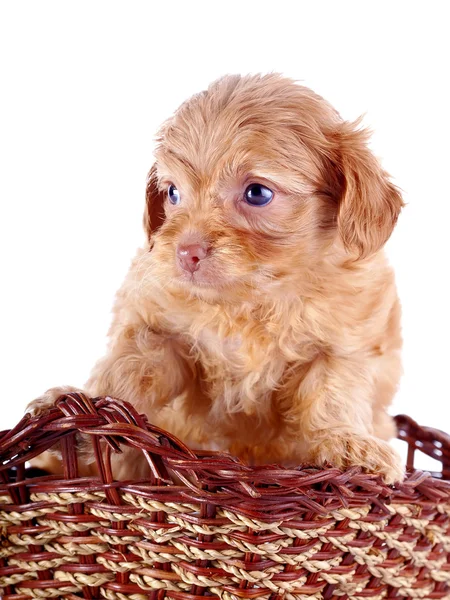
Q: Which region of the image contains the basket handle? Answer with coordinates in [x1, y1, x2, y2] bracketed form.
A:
[395, 414, 450, 478]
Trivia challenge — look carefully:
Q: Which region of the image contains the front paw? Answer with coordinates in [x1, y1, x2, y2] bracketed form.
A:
[310, 432, 404, 484]
[27, 385, 84, 417]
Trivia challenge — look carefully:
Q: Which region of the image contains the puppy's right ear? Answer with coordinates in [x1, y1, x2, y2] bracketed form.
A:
[143, 165, 166, 241]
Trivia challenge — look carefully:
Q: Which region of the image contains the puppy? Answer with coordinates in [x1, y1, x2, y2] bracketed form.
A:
[29, 74, 404, 483]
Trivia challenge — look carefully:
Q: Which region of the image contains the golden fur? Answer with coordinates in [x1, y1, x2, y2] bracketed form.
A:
[30, 74, 404, 483]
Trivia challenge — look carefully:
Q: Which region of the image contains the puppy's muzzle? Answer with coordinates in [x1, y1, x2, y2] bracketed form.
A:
[177, 242, 209, 273]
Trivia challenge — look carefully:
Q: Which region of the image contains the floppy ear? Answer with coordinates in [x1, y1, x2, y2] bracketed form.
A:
[143, 165, 166, 241]
[336, 122, 404, 258]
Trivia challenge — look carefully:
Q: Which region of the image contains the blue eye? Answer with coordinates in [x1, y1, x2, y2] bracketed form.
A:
[168, 184, 181, 205]
[244, 183, 273, 206]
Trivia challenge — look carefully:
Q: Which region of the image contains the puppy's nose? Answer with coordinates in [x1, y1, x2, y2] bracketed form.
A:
[177, 242, 209, 273]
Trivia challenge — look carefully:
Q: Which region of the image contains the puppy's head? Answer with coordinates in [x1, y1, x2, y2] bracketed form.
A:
[144, 74, 403, 301]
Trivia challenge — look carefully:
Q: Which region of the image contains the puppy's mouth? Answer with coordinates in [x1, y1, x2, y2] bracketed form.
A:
[175, 259, 221, 288]
[170, 239, 250, 295]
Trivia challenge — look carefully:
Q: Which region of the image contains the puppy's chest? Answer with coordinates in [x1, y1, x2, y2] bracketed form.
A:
[193, 319, 306, 385]
[164, 303, 318, 389]
[197, 328, 245, 365]
[195, 327, 282, 409]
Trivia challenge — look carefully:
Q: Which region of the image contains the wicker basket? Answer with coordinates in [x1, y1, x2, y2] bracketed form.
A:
[1, 394, 449, 600]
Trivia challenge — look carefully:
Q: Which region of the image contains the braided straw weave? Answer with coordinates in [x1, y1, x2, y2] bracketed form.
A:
[1, 394, 450, 600]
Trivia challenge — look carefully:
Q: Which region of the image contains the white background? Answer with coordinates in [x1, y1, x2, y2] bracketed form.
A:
[1, 2, 449, 469]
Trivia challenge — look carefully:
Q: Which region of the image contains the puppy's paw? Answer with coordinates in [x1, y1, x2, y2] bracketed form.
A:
[27, 385, 84, 417]
[310, 432, 404, 484]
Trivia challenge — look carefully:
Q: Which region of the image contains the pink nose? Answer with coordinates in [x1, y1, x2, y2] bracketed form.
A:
[177, 242, 209, 273]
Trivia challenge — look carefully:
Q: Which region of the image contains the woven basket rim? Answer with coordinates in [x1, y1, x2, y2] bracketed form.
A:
[1, 394, 450, 523]
[1, 395, 450, 600]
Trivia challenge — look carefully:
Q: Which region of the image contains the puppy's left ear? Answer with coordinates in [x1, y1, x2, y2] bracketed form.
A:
[336, 122, 404, 258]
[143, 165, 166, 241]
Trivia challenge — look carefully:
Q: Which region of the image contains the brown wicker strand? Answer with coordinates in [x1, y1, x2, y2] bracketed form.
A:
[1, 395, 450, 599]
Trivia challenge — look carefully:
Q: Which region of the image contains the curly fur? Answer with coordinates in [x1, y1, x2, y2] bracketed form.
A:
[30, 74, 404, 483]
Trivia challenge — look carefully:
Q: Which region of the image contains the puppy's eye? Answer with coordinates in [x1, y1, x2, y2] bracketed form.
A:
[168, 184, 181, 205]
[244, 183, 273, 207]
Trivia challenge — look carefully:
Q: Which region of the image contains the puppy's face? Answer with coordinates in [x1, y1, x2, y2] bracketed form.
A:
[145, 75, 403, 302]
